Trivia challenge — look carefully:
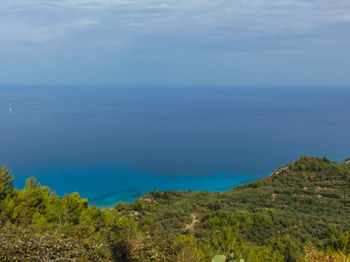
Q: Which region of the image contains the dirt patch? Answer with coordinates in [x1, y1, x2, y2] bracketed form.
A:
[272, 193, 277, 201]
[129, 211, 141, 217]
[185, 214, 200, 231]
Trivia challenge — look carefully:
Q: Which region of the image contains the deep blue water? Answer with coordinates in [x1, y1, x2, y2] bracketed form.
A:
[1, 86, 350, 208]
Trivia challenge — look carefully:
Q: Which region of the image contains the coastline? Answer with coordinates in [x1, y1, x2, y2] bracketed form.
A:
[88, 172, 266, 208]
[13, 167, 267, 209]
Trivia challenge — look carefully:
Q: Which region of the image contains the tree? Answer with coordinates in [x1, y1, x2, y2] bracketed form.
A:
[61, 192, 88, 225]
[270, 234, 301, 262]
[0, 165, 14, 201]
[12, 177, 50, 226]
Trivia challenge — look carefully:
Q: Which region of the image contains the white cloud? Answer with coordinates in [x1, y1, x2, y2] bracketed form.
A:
[336, 14, 350, 23]
[0, 0, 350, 48]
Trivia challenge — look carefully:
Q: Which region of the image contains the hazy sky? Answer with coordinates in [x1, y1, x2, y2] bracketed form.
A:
[1, 0, 350, 86]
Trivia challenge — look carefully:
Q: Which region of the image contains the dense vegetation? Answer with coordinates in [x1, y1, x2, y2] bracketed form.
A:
[1, 157, 350, 261]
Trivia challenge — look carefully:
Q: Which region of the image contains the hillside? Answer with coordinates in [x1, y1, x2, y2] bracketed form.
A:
[129, 157, 350, 242]
[1, 157, 350, 261]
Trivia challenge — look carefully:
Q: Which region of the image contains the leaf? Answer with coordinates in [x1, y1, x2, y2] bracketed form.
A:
[211, 255, 226, 262]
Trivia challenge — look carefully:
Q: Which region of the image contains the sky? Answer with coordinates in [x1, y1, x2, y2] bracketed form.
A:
[1, 0, 350, 86]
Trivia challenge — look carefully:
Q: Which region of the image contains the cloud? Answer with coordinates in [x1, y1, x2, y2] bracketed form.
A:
[1, 0, 349, 46]
[0, 0, 350, 85]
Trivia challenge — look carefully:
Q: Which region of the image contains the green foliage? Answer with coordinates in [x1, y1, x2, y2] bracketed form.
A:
[331, 231, 350, 255]
[0, 224, 113, 261]
[172, 234, 203, 262]
[0, 156, 350, 261]
[10, 177, 51, 225]
[212, 255, 226, 262]
[270, 235, 302, 262]
[0, 164, 14, 201]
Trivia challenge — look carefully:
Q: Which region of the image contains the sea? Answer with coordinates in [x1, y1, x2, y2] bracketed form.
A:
[1, 85, 350, 208]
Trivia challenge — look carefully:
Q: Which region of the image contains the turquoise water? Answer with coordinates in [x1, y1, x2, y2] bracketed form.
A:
[18, 166, 265, 208]
[1, 86, 350, 207]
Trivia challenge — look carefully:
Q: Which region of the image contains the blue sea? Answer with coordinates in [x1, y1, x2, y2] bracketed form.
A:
[1, 86, 350, 208]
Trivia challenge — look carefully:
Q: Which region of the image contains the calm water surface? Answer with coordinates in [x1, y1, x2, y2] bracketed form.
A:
[1, 86, 349, 207]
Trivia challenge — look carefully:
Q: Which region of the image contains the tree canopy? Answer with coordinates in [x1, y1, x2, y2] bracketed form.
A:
[1, 157, 350, 261]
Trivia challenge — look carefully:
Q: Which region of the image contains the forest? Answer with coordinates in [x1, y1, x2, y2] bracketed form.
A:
[1, 156, 350, 261]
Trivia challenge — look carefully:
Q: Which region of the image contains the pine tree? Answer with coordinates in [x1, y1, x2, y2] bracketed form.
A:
[0, 164, 14, 201]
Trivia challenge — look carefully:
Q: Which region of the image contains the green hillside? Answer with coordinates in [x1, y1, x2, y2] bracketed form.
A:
[1, 157, 350, 261]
